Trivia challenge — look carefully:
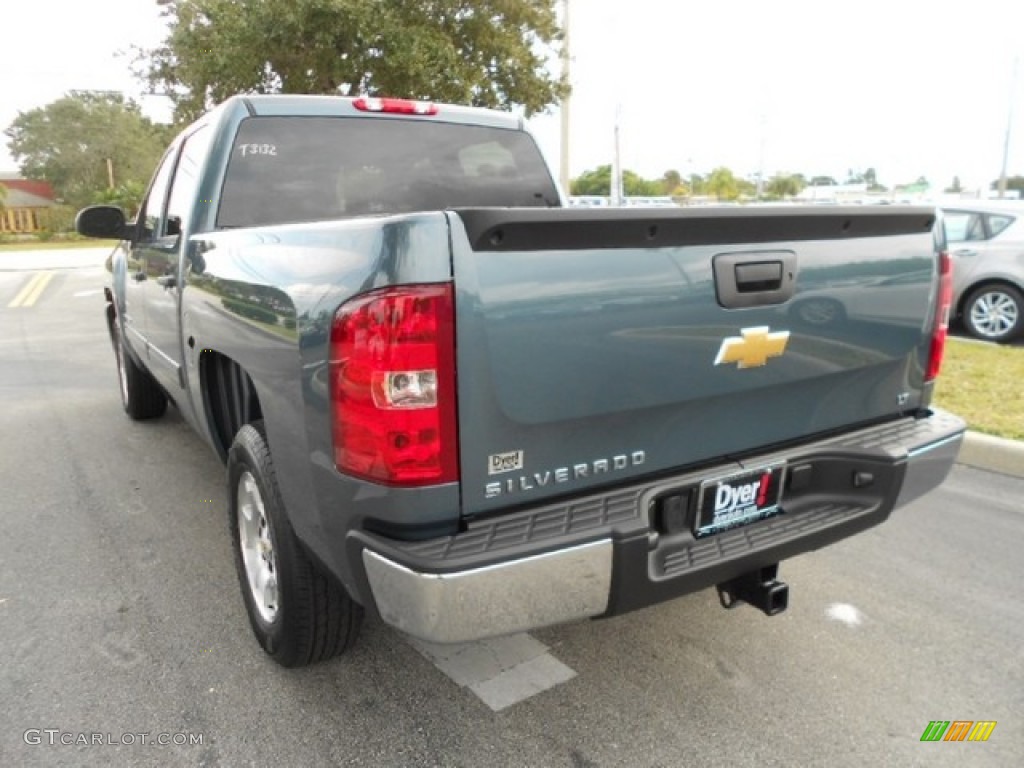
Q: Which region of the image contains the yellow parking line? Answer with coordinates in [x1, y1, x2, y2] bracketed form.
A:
[22, 271, 55, 306]
[8, 271, 55, 308]
[7, 273, 44, 307]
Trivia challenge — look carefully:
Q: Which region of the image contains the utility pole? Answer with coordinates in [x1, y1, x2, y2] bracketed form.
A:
[558, 0, 571, 197]
[997, 56, 1019, 199]
[756, 114, 766, 200]
[106, 158, 115, 189]
[611, 105, 623, 206]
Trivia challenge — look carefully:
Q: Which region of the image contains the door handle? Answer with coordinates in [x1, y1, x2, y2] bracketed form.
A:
[954, 249, 977, 257]
[735, 261, 784, 292]
[713, 251, 797, 309]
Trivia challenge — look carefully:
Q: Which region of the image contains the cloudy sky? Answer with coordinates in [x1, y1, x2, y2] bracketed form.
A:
[2, 0, 1021, 192]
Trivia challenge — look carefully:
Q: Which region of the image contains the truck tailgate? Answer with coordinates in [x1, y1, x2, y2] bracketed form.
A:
[448, 206, 941, 516]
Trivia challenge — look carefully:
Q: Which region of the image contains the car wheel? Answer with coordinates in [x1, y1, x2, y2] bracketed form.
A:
[963, 284, 1024, 343]
[111, 314, 167, 420]
[228, 422, 363, 667]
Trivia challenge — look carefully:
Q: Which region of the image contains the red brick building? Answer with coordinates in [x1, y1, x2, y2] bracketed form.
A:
[0, 173, 57, 234]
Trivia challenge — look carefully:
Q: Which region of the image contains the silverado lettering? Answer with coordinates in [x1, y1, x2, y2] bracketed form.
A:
[485, 451, 647, 498]
[75, 94, 965, 668]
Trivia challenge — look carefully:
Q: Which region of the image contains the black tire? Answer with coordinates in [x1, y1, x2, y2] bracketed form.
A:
[227, 422, 362, 667]
[962, 284, 1024, 343]
[110, 313, 168, 420]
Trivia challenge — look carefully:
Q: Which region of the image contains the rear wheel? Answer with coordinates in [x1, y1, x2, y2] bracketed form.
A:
[110, 314, 167, 420]
[227, 422, 362, 667]
[963, 284, 1023, 343]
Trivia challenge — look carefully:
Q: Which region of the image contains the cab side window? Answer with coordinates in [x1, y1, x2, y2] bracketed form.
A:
[166, 126, 212, 239]
[138, 148, 178, 242]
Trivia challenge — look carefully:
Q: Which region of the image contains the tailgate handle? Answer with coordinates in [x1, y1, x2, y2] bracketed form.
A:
[713, 251, 797, 309]
[735, 261, 783, 293]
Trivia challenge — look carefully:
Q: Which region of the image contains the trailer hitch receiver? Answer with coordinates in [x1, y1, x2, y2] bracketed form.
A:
[717, 564, 789, 616]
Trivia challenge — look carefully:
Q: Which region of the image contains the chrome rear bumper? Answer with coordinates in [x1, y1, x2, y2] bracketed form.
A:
[362, 540, 612, 644]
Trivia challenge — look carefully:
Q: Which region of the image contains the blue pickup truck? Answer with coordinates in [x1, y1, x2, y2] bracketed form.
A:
[77, 95, 965, 667]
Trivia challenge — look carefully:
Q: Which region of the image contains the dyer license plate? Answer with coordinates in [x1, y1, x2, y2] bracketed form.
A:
[695, 464, 785, 538]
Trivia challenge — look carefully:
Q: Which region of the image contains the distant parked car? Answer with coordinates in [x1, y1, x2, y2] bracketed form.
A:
[940, 200, 1024, 342]
[788, 269, 934, 330]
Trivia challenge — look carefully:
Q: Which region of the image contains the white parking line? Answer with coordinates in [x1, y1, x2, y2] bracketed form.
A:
[409, 633, 576, 711]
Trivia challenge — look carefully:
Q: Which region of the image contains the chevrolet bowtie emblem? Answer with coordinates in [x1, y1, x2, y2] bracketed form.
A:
[714, 326, 790, 368]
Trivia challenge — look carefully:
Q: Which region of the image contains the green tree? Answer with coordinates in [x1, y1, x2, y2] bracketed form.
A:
[764, 173, 805, 200]
[570, 165, 664, 197]
[991, 175, 1024, 193]
[863, 167, 887, 192]
[570, 165, 612, 195]
[623, 170, 663, 196]
[142, 0, 567, 124]
[705, 167, 741, 201]
[93, 180, 147, 217]
[661, 169, 682, 195]
[945, 176, 962, 194]
[4, 92, 169, 210]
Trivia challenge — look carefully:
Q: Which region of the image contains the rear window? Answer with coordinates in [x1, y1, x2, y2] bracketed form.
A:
[217, 116, 559, 228]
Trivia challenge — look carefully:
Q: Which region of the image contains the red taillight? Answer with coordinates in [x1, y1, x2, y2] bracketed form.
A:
[352, 97, 438, 116]
[329, 284, 458, 486]
[925, 250, 953, 382]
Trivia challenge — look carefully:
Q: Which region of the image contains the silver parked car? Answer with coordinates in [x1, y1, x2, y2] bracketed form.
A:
[940, 200, 1024, 342]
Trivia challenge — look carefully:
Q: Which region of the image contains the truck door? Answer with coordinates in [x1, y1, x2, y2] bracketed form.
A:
[125, 147, 178, 363]
[143, 125, 213, 396]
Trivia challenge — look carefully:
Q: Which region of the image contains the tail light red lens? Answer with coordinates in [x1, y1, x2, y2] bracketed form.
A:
[925, 251, 953, 382]
[329, 284, 458, 486]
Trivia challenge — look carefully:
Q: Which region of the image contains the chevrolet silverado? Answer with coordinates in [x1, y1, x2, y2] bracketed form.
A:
[76, 95, 965, 667]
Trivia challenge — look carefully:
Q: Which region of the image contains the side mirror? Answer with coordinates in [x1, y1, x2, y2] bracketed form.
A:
[76, 205, 132, 240]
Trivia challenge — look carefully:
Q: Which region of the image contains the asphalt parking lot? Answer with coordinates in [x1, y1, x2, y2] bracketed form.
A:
[1, 252, 1021, 767]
